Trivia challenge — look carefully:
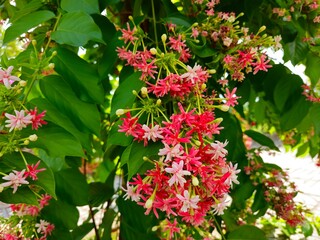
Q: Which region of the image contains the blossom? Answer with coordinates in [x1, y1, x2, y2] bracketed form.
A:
[224, 87, 240, 107]
[158, 143, 184, 162]
[24, 161, 46, 180]
[0, 66, 20, 89]
[5, 110, 33, 132]
[207, 140, 228, 159]
[176, 190, 200, 212]
[212, 194, 230, 215]
[142, 124, 163, 144]
[163, 219, 180, 238]
[169, 34, 186, 51]
[122, 182, 141, 202]
[165, 160, 191, 187]
[1, 170, 29, 193]
[222, 162, 241, 187]
[180, 63, 210, 85]
[252, 54, 272, 74]
[35, 219, 55, 236]
[27, 107, 47, 130]
[120, 22, 138, 44]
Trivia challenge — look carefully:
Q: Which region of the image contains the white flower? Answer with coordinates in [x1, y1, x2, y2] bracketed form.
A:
[176, 190, 200, 212]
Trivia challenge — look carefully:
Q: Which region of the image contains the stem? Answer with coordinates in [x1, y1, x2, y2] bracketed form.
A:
[89, 204, 101, 240]
[151, 0, 158, 47]
[213, 216, 226, 240]
[44, 12, 62, 53]
[19, 149, 28, 167]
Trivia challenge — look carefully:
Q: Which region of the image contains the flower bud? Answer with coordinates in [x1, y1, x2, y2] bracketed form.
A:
[145, 198, 153, 209]
[141, 87, 148, 97]
[214, 117, 223, 124]
[208, 69, 216, 74]
[52, 51, 57, 56]
[150, 48, 157, 55]
[161, 34, 167, 43]
[201, 83, 206, 90]
[220, 105, 230, 112]
[192, 176, 199, 186]
[32, 39, 37, 46]
[29, 134, 38, 142]
[156, 99, 161, 106]
[24, 139, 30, 145]
[258, 25, 266, 33]
[19, 80, 27, 87]
[132, 90, 138, 95]
[0, 185, 3, 193]
[48, 63, 55, 69]
[116, 109, 125, 116]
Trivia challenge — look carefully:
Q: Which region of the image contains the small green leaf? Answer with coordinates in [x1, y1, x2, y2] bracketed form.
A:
[51, 11, 104, 46]
[283, 38, 309, 65]
[305, 52, 320, 86]
[4, 10, 55, 44]
[244, 130, 279, 151]
[11, 0, 43, 22]
[227, 225, 267, 240]
[53, 47, 104, 103]
[28, 124, 85, 158]
[302, 221, 314, 237]
[55, 168, 88, 206]
[61, 0, 100, 14]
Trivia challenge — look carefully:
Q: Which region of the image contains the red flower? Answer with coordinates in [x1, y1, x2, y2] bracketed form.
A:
[28, 107, 47, 130]
[25, 161, 46, 180]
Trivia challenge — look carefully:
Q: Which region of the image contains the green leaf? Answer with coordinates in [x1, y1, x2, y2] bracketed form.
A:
[42, 199, 79, 230]
[280, 96, 311, 131]
[0, 188, 38, 205]
[88, 182, 114, 207]
[227, 225, 267, 240]
[120, 143, 133, 167]
[188, 40, 217, 58]
[51, 11, 104, 46]
[302, 221, 314, 237]
[107, 120, 133, 147]
[30, 98, 91, 150]
[244, 130, 280, 151]
[55, 168, 89, 206]
[128, 141, 162, 179]
[28, 124, 85, 158]
[283, 38, 309, 65]
[40, 75, 101, 136]
[101, 209, 117, 240]
[110, 70, 144, 119]
[231, 180, 255, 210]
[61, 0, 100, 14]
[305, 52, 320, 86]
[11, 0, 43, 22]
[53, 47, 104, 103]
[71, 223, 94, 240]
[251, 187, 268, 218]
[3, 10, 55, 44]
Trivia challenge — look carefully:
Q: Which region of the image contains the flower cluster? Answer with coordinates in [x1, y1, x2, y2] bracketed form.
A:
[117, 15, 241, 238]
[302, 83, 320, 103]
[187, 0, 279, 82]
[245, 150, 306, 227]
[0, 194, 55, 239]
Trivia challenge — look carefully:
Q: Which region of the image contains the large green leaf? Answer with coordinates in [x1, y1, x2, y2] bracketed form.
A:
[283, 38, 309, 65]
[305, 52, 320, 86]
[227, 225, 267, 240]
[11, 0, 43, 22]
[110, 70, 144, 119]
[53, 47, 104, 103]
[28, 124, 85, 158]
[107, 120, 133, 148]
[51, 11, 104, 46]
[55, 168, 88, 206]
[42, 199, 79, 230]
[101, 209, 117, 240]
[128, 141, 162, 179]
[40, 75, 100, 136]
[0, 188, 38, 205]
[88, 182, 114, 207]
[280, 96, 311, 131]
[3, 10, 55, 44]
[30, 98, 91, 150]
[244, 130, 279, 151]
[61, 0, 100, 14]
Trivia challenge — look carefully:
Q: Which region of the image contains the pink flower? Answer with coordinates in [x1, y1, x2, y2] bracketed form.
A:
[3, 234, 18, 240]
[5, 110, 32, 132]
[180, 63, 209, 85]
[252, 54, 272, 74]
[35, 219, 55, 236]
[222, 162, 241, 187]
[169, 34, 186, 51]
[0, 66, 20, 89]
[212, 194, 230, 215]
[176, 190, 200, 212]
[24, 161, 46, 180]
[39, 194, 52, 208]
[27, 107, 47, 130]
[122, 182, 141, 202]
[163, 219, 180, 238]
[1, 170, 29, 193]
[165, 160, 191, 187]
[191, 27, 199, 39]
[158, 143, 184, 162]
[142, 124, 163, 145]
[224, 87, 240, 107]
[207, 140, 228, 159]
[120, 22, 138, 44]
